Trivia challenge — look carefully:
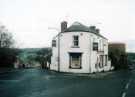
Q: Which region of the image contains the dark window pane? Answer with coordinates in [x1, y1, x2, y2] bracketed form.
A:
[74, 36, 78, 40]
[74, 41, 78, 46]
[69, 53, 82, 69]
[73, 36, 79, 47]
[52, 40, 56, 47]
[105, 55, 108, 66]
[93, 42, 98, 51]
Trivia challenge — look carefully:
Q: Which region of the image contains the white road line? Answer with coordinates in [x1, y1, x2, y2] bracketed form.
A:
[122, 92, 126, 97]
[125, 79, 132, 90]
[125, 82, 130, 90]
[122, 78, 132, 97]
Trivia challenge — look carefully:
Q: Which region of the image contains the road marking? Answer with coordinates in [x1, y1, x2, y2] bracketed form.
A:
[125, 79, 132, 90]
[122, 92, 126, 97]
[125, 82, 130, 90]
[122, 78, 132, 97]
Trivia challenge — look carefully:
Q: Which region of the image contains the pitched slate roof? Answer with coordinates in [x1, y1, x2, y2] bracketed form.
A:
[65, 22, 90, 32]
[64, 22, 107, 39]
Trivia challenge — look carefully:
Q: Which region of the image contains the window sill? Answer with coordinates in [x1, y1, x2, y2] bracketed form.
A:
[71, 46, 80, 48]
[69, 66, 82, 69]
[97, 50, 104, 53]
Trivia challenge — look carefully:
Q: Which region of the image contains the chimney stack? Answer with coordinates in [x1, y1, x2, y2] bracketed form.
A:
[61, 21, 67, 32]
[90, 26, 96, 33]
[95, 29, 100, 34]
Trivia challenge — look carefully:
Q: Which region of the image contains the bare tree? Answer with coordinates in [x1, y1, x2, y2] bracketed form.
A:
[0, 25, 14, 48]
[0, 24, 18, 67]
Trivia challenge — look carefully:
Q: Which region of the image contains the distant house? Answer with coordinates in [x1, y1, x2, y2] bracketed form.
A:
[50, 21, 112, 73]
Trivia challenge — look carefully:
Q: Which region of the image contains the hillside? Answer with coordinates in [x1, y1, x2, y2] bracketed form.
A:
[17, 48, 51, 68]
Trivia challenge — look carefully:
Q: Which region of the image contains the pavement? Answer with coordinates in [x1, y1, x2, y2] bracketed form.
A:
[0, 68, 134, 97]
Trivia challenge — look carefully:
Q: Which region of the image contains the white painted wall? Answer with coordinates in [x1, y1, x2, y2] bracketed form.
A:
[50, 31, 111, 73]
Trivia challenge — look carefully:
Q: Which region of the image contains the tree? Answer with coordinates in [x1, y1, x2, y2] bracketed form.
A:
[0, 25, 18, 67]
[0, 26, 14, 48]
[35, 48, 51, 69]
[0, 48, 20, 67]
[108, 48, 128, 70]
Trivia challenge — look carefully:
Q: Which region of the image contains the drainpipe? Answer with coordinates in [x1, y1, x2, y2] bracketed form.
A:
[89, 35, 92, 73]
[58, 33, 60, 72]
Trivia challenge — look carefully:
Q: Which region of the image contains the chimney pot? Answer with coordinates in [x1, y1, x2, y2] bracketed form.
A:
[89, 26, 96, 33]
[96, 29, 100, 34]
[61, 21, 67, 32]
[90, 26, 96, 30]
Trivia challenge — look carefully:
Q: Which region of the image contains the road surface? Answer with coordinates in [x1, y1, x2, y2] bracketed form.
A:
[0, 68, 134, 97]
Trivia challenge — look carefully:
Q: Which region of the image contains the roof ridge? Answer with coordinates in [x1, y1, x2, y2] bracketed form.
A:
[72, 21, 87, 26]
[72, 22, 89, 29]
[65, 21, 90, 32]
[62, 21, 107, 39]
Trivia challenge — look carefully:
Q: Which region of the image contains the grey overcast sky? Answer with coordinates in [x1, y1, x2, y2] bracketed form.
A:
[0, 0, 134, 52]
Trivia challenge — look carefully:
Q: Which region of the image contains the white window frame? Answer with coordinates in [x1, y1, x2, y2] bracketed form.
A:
[73, 35, 79, 47]
[93, 42, 98, 51]
[52, 40, 56, 47]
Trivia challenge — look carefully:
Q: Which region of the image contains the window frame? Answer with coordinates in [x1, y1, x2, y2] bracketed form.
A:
[69, 53, 82, 69]
[93, 42, 98, 51]
[52, 40, 56, 47]
[73, 35, 79, 47]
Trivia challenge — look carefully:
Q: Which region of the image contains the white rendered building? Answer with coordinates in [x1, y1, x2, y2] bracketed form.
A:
[50, 21, 111, 73]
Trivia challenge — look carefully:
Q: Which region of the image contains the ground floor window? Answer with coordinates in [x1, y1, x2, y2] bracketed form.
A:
[69, 53, 82, 69]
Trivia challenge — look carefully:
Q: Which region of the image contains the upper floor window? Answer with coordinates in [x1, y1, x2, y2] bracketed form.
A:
[93, 42, 98, 51]
[73, 35, 79, 47]
[52, 40, 56, 47]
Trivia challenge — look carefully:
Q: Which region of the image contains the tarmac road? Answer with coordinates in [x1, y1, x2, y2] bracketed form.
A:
[0, 68, 134, 97]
